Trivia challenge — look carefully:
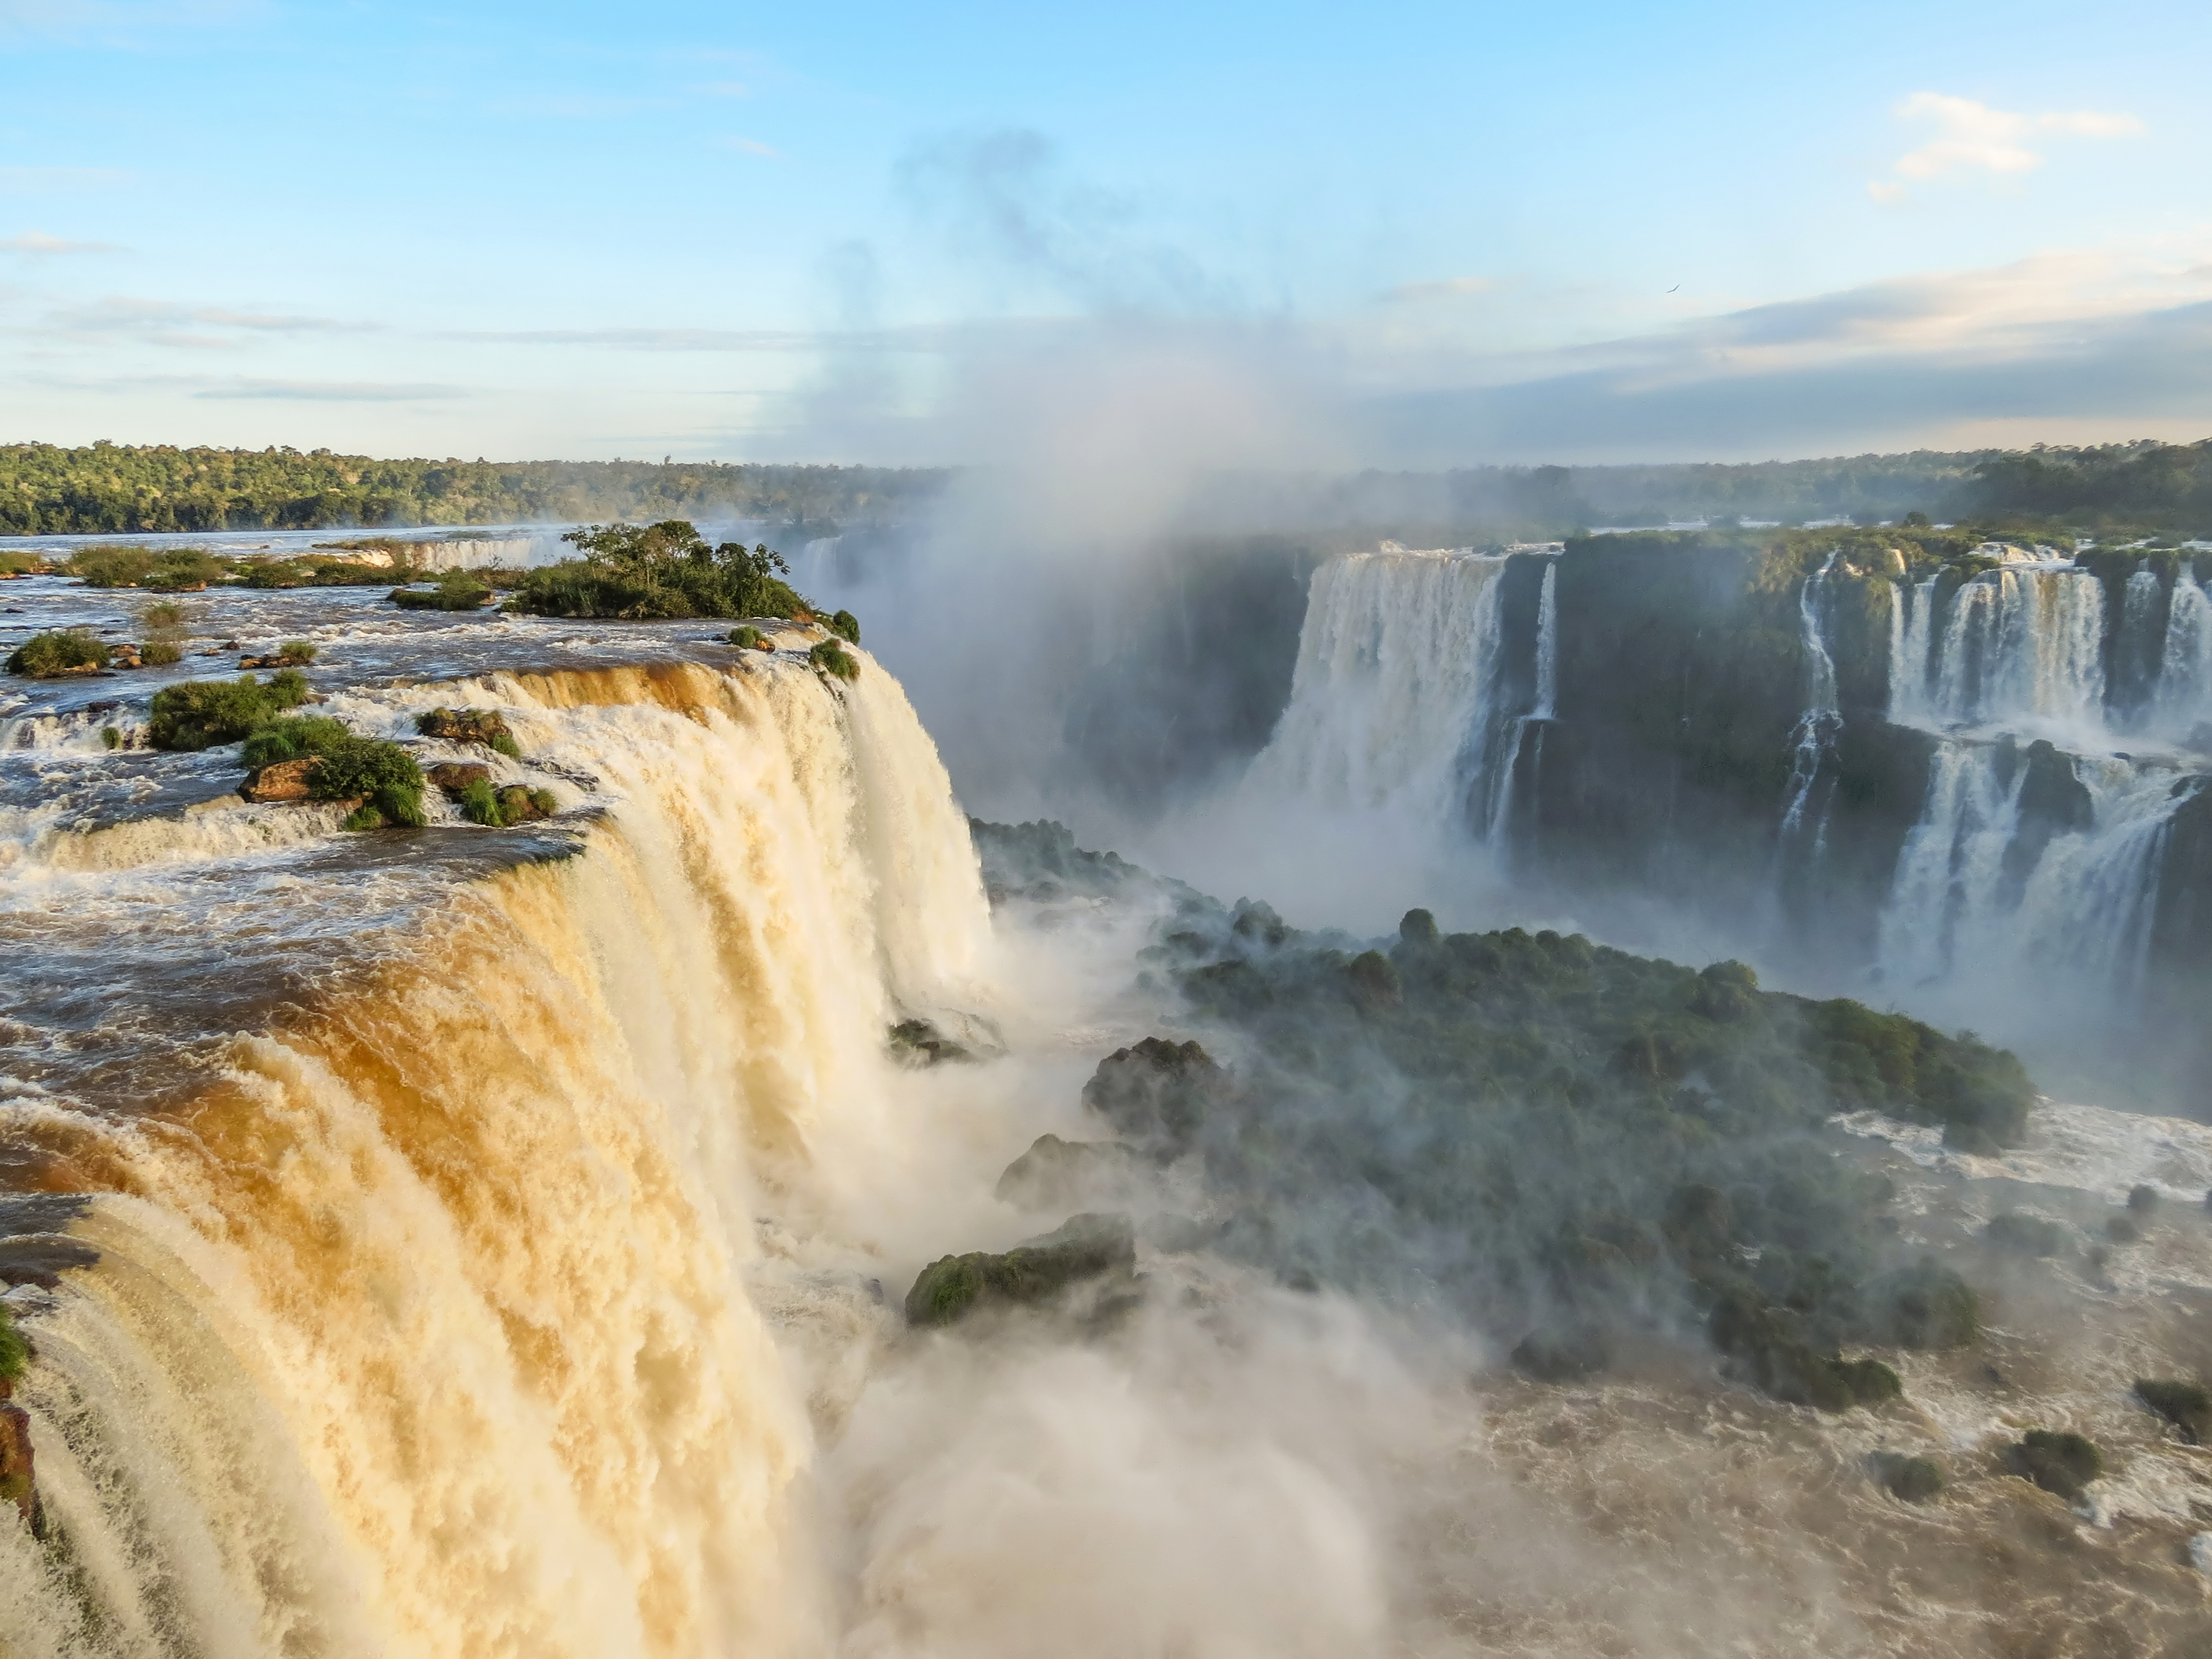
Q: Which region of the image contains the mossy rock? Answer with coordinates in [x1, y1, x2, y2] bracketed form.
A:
[1986, 1211, 2067, 1257]
[1081, 1037, 1226, 1154]
[2011, 1430, 2103, 1501]
[888, 1018, 974, 1066]
[2135, 1378, 2212, 1444]
[1870, 1451, 1945, 1502]
[904, 1213, 1136, 1327]
[809, 638, 859, 681]
[415, 706, 521, 757]
[995, 1134, 1147, 1210]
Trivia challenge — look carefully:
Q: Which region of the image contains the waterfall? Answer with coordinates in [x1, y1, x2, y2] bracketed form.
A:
[0, 656, 997, 1657]
[1886, 577, 1938, 726]
[1245, 548, 1513, 833]
[1877, 738, 2187, 999]
[1484, 557, 1558, 849]
[2154, 564, 2212, 743]
[1928, 568, 2104, 731]
[1779, 553, 1842, 844]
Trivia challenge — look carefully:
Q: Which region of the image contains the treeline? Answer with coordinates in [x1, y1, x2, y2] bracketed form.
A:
[0, 443, 950, 535]
[1950, 440, 2212, 534]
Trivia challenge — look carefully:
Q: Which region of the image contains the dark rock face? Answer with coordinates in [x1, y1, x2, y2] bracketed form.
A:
[1081, 1038, 1226, 1154]
[0, 1392, 37, 1531]
[904, 1213, 1136, 1328]
[1870, 1451, 1945, 1502]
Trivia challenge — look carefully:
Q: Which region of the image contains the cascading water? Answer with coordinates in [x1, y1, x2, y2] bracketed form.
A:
[1778, 552, 1842, 847]
[1481, 557, 1557, 850]
[1244, 548, 1512, 831]
[2153, 563, 2212, 742]
[1887, 577, 1939, 727]
[1923, 567, 2105, 732]
[0, 655, 1000, 1658]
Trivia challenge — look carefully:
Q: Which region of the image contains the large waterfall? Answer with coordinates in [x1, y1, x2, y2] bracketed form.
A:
[0, 657, 1000, 1656]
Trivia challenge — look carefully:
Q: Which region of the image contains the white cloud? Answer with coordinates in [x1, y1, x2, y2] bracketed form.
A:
[194, 378, 465, 401]
[38, 295, 374, 347]
[1873, 93, 2143, 199]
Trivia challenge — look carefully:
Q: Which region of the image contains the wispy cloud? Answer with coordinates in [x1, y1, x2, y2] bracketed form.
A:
[42, 295, 376, 347]
[1872, 92, 2144, 201]
[447, 323, 959, 353]
[725, 137, 781, 159]
[194, 378, 466, 401]
[0, 1, 263, 42]
[0, 229, 116, 253]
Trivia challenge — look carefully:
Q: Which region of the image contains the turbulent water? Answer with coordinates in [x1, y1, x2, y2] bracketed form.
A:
[7, 565, 2212, 1656]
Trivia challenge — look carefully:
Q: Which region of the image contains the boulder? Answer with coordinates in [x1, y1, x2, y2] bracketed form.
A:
[889, 1017, 975, 1066]
[425, 761, 493, 794]
[2135, 1378, 2212, 1444]
[417, 707, 514, 746]
[1870, 1451, 1945, 1502]
[995, 1134, 1146, 1210]
[1082, 1037, 1226, 1152]
[0, 1395, 37, 1531]
[905, 1213, 1136, 1327]
[495, 785, 552, 824]
[241, 756, 318, 803]
[2010, 1430, 2102, 1501]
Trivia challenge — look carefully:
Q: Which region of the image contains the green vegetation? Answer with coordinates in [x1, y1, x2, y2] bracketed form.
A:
[100, 727, 121, 750]
[2012, 1430, 2103, 1501]
[2135, 1378, 2212, 1444]
[728, 624, 767, 649]
[278, 640, 317, 665]
[455, 778, 556, 827]
[147, 671, 308, 749]
[503, 521, 810, 621]
[6, 630, 109, 677]
[906, 1213, 1136, 1327]
[1958, 440, 2212, 536]
[60, 543, 225, 590]
[828, 609, 861, 645]
[0, 548, 44, 576]
[809, 638, 859, 681]
[0, 1301, 26, 1385]
[240, 714, 353, 768]
[311, 736, 426, 828]
[390, 570, 492, 610]
[1870, 1451, 1945, 1502]
[414, 707, 521, 758]
[1986, 1212, 2067, 1257]
[1092, 894, 2011, 1405]
[0, 442, 946, 534]
[238, 555, 413, 589]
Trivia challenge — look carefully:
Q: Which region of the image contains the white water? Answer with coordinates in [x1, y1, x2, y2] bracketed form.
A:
[1245, 548, 1512, 830]
[1877, 739, 2183, 999]
[2153, 565, 2212, 741]
[0, 654, 1002, 1657]
[1483, 556, 1558, 848]
[1886, 578, 1939, 727]
[1779, 553, 1842, 844]
[1921, 567, 2106, 734]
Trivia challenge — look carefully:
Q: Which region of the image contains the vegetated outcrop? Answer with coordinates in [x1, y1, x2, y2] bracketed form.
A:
[1870, 1451, 1946, 1502]
[237, 714, 428, 829]
[904, 1213, 1137, 1328]
[1054, 879, 2010, 1409]
[969, 817, 1164, 906]
[415, 707, 522, 758]
[2134, 1378, 2212, 1444]
[6, 630, 110, 677]
[808, 639, 859, 682]
[147, 671, 310, 749]
[502, 520, 814, 622]
[389, 572, 493, 610]
[887, 1018, 975, 1066]
[995, 1135, 1148, 1211]
[2011, 1430, 2103, 1501]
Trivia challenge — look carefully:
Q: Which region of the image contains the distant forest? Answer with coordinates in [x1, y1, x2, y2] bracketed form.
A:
[5, 436, 2208, 539]
[0, 443, 949, 535]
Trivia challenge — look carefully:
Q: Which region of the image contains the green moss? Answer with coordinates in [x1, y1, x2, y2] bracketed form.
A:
[0, 1301, 26, 1385]
[2012, 1430, 2102, 1500]
[6, 629, 109, 676]
[1870, 1451, 1945, 1502]
[340, 803, 386, 831]
[809, 638, 859, 680]
[904, 1213, 1136, 1327]
[147, 671, 309, 749]
[829, 609, 862, 645]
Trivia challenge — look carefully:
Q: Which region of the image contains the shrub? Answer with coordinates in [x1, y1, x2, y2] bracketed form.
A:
[63, 543, 156, 586]
[1986, 1212, 2067, 1257]
[0, 1300, 25, 1384]
[141, 601, 186, 631]
[2106, 1214, 2141, 1243]
[504, 521, 808, 620]
[728, 625, 766, 649]
[456, 777, 503, 826]
[7, 630, 109, 677]
[2135, 1378, 2212, 1444]
[145, 549, 227, 590]
[241, 715, 353, 768]
[278, 639, 318, 665]
[1874, 1259, 1980, 1349]
[1348, 949, 1402, 1010]
[341, 803, 386, 831]
[390, 574, 491, 611]
[100, 727, 121, 749]
[809, 638, 859, 681]
[139, 639, 184, 667]
[2012, 1430, 2102, 1500]
[2127, 1183, 2160, 1214]
[1870, 1451, 1945, 1502]
[312, 737, 426, 827]
[147, 671, 309, 750]
[829, 609, 862, 645]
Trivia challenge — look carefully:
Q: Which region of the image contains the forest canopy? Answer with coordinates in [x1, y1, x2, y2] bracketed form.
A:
[0, 443, 947, 535]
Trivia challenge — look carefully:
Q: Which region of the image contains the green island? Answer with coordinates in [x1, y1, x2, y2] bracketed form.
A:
[916, 821, 2030, 1414]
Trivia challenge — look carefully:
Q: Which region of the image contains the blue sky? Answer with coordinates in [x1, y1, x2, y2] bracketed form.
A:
[4, 0, 2210, 464]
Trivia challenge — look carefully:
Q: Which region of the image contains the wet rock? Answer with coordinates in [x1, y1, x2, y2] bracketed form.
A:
[425, 761, 493, 795]
[2010, 1429, 2103, 1501]
[888, 1018, 974, 1066]
[995, 1134, 1147, 1210]
[241, 756, 319, 803]
[905, 1213, 1136, 1328]
[1082, 1037, 1226, 1153]
[0, 1393, 37, 1531]
[415, 706, 521, 757]
[1510, 1326, 1612, 1383]
[1986, 1211, 2067, 1257]
[2135, 1378, 2212, 1444]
